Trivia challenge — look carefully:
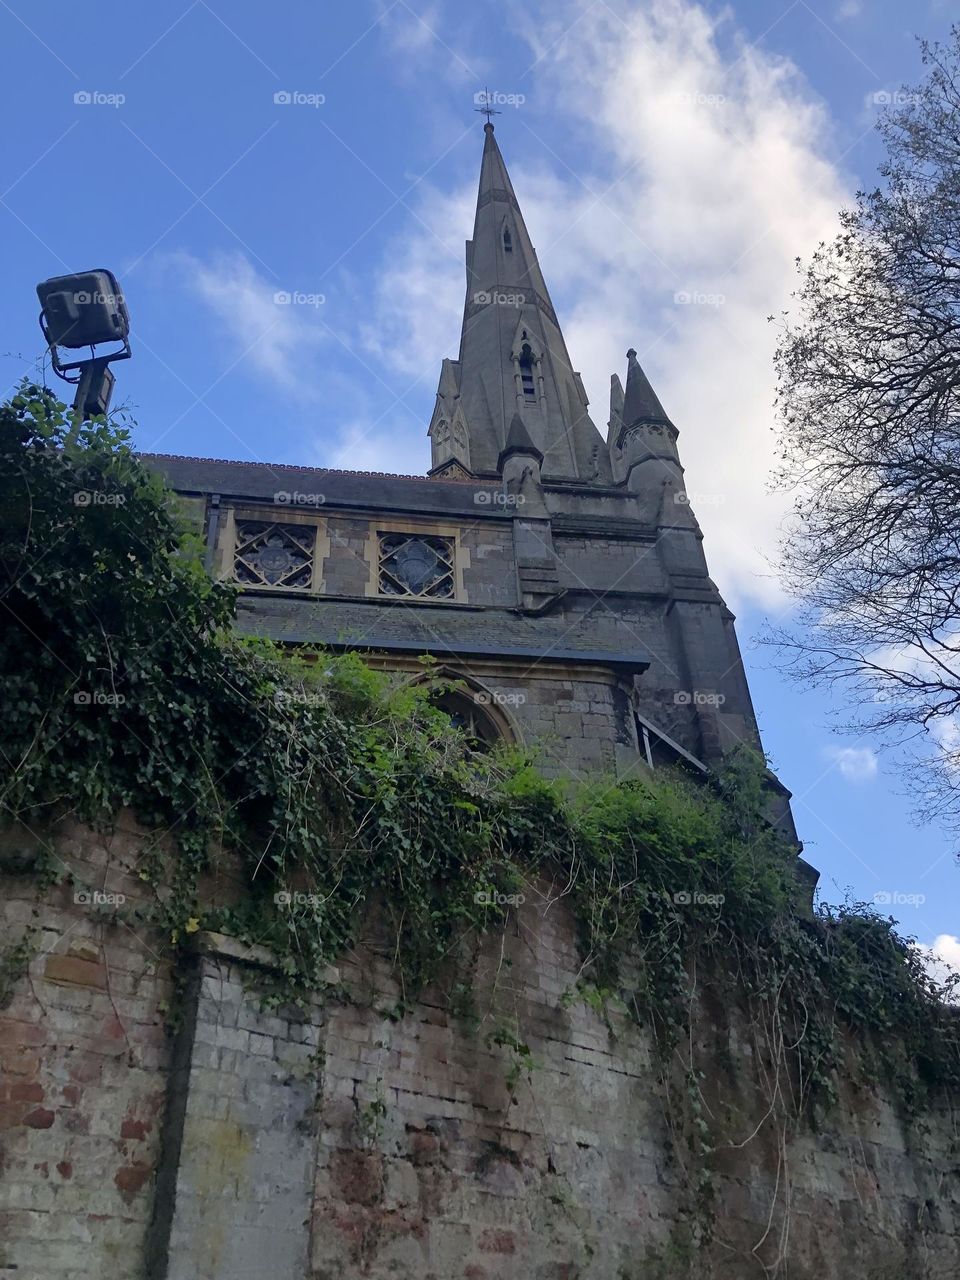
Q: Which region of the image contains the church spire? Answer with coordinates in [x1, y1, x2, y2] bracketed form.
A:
[619, 348, 674, 442]
[428, 124, 610, 483]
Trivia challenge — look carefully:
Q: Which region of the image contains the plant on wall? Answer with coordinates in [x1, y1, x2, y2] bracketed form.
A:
[2, 382, 958, 1168]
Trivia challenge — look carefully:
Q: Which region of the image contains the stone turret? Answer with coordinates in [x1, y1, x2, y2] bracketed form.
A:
[614, 349, 691, 524]
[428, 358, 472, 479]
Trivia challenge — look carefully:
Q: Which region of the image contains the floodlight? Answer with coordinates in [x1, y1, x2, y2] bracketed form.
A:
[37, 270, 129, 349]
[36, 268, 132, 419]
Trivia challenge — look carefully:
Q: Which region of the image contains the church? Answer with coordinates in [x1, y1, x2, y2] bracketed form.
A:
[145, 121, 798, 841]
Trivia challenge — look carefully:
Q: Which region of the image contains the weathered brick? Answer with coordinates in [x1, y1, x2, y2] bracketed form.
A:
[23, 1107, 56, 1129]
[43, 954, 108, 990]
[0, 1020, 45, 1047]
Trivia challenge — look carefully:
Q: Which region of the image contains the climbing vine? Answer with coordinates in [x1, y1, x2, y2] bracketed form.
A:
[1, 382, 958, 1177]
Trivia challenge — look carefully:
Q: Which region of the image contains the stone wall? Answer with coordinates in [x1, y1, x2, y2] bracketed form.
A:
[0, 820, 173, 1280]
[1, 822, 957, 1279]
[146, 937, 326, 1280]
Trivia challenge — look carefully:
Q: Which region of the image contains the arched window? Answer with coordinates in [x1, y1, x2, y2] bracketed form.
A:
[432, 690, 503, 751]
[518, 342, 537, 400]
[502, 224, 513, 254]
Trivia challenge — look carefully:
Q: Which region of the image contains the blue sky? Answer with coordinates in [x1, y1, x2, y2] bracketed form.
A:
[1, 0, 957, 965]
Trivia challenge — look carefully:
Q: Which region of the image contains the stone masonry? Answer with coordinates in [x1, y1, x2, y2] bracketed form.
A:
[1, 820, 957, 1279]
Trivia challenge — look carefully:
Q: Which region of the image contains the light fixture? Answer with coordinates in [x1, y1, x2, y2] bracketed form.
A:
[37, 268, 132, 420]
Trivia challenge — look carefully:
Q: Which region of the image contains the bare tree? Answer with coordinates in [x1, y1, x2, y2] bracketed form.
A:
[771, 29, 960, 835]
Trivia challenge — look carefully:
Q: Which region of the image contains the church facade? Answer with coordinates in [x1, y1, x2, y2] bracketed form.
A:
[145, 122, 796, 834]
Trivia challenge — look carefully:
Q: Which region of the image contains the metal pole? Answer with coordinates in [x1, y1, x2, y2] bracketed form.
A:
[73, 361, 95, 419]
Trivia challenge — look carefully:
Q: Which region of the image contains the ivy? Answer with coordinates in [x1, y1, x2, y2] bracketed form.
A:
[1, 380, 958, 1160]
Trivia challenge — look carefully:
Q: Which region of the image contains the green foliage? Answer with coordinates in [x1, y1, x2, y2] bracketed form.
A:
[357, 1082, 388, 1147]
[1, 381, 958, 1135]
[487, 1021, 538, 1094]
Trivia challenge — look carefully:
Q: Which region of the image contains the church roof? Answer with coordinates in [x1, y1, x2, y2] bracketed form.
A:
[139, 453, 479, 485]
[140, 453, 529, 525]
[233, 593, 650, 674]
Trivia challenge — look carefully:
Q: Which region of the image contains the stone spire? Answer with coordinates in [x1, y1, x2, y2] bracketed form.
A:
[498, 410, 543, 468]
[428, 123, 610, 483]
[619, 348, 674, 440]
[615, 348, 696, 530]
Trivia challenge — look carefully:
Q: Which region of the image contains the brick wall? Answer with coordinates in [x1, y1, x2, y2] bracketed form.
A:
[0, 819, 173, 1280]
[1, 822, 957, 1279]
[308, 907, 960, 1280]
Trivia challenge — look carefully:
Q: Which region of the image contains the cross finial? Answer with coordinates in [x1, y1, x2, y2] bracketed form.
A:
[474, 87, 502, 126]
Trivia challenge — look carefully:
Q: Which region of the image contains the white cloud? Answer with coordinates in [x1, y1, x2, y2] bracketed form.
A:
[922, 934, 960, 992]
[363, 0, 852, 606]
[357, 182, 471, 379]
[162, 247, 436, 469]
[856, 640, 960, 770]
[167, 250, 328, 400]
[835, 0, 863, 19]
[311, 417, 430, 476]
[825, 745, 878, 782]
[374, 0, 479, 89]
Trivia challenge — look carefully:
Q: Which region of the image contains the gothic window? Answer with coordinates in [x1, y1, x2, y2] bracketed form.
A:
[432, 690, 501, 750]
[233, 521, 316, 590]
[378, 531, 455, 599]
[519, 342, 537, 400]
[502, 224, 513, 253]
